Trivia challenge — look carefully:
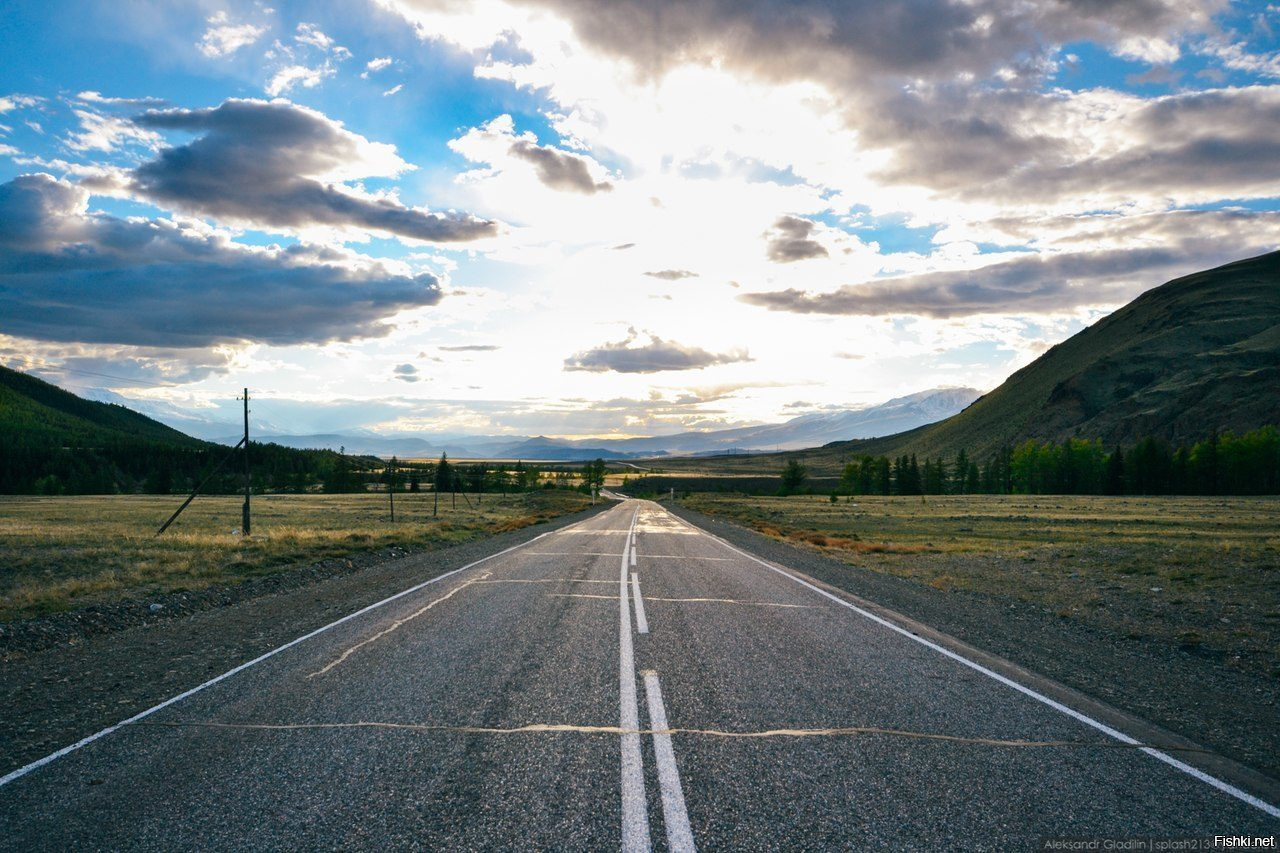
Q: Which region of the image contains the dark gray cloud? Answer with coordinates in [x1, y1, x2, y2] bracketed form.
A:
[564, 329, 750, 373]
[741, 215, 1280, 317]
[514, 0, 1211, 85]
[2, 347, 233, 389]
[766, 215, 828, 262]
[1126, 66, 1182, 86]
[90, 99, 496, 242]
[509, 139, 613, 193]
[439, 344, 500, 351]
[643, 269, 698, 280]
[58, 353, 230, 385]
[0, 173, 444, 347]
[872, 86, 1280, 206]
[393, 363, 421, 382]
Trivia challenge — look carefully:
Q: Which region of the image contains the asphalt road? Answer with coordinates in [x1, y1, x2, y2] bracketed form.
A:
[1, 498, 1276, 850]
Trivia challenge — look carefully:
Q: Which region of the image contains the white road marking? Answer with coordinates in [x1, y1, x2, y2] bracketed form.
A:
[642, 671, 697, 852]
[631, 573, 649, 634]
[631, 549, 637, 567]
[618, 507, 652, 852]
[664, 506, 1280, 819]
[0, 528, 562, 789]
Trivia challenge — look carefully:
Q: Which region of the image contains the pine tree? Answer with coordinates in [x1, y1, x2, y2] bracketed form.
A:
[953, 449, 969, 494]
[780, 458, 808, 495]
[1104, 447, 1125, 495]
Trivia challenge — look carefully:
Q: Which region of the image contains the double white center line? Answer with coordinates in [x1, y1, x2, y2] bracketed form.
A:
[619, 509, 651, 851]
[618, 506, 696, 852]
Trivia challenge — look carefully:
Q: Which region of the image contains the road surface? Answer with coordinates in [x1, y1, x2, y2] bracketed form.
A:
[1, 499, 1275, 849]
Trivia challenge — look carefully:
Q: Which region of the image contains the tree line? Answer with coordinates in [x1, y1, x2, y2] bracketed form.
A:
[369, 455, 607, 497]
[825, 426, 1280, 496]
[361, 455, 556, 497]
[0, 437, 615, 497]
[0, 438, 380, 496]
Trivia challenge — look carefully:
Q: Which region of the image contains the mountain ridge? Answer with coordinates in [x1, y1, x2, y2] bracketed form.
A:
[677, 250, 1280, 474]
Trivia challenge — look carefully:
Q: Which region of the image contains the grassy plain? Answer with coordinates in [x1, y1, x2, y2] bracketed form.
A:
[683, 493, 1280, 676]
[0, 490, 590, 622]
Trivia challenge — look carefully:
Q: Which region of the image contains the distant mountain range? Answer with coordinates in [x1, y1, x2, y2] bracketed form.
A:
[205, 387, 981, 460]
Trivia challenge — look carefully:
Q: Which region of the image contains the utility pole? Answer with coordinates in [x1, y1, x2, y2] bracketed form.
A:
[241, 388, 251, 536]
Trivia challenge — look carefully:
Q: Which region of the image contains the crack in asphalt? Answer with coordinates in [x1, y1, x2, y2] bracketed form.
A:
[134, 720, 1212, 752]
[305, 571, 493, 679]
[472, 578, 616, 585]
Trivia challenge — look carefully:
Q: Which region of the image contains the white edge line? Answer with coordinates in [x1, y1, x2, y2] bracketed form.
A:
[642, 671, 697, 852]
[631, 573, 649, 635]
[664, 508, 1280, 820]
[0, 526, 565, 790]
[619, 506, 652, 852]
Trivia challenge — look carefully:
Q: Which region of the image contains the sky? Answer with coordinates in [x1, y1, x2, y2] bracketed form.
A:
[1, 0, 1278, 440]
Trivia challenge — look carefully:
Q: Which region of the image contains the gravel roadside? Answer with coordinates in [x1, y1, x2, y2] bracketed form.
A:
[666, 502, 1280, 781]
[0, 503, 610, 776]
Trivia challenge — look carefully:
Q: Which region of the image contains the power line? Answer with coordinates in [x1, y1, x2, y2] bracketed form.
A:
[4, 358, 186, 389]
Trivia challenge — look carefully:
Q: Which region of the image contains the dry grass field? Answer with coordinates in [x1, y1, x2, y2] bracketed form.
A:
[0, 490, 590, 622]
[683, 493, 1280, 677]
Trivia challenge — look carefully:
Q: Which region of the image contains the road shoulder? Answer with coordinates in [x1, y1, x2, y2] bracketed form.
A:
[665, 501, 1280, 792]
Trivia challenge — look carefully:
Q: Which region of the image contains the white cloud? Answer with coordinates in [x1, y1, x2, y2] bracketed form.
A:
[0, 94, 42, 113]
[76, 91, 166, 106]
[198, 11, 266, 58]
[1202, 38, 1280, 79]
[65, 109, 161, 153]
[364, 56, 394, 77]
[265, 63, 336, 95]
[295, 22, 351, 59]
